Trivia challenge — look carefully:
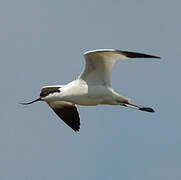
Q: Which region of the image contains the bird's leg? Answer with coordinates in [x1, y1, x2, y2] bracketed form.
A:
[122, 102, 155, 113]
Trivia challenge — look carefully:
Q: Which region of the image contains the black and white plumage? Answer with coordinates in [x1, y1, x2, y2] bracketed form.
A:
[21, 49, 160, 131]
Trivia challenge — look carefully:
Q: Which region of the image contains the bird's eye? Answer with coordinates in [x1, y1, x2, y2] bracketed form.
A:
[40, 89, 60, 97]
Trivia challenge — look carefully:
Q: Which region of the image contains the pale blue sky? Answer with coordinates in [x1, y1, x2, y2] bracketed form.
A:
[0, 0, 181, 179]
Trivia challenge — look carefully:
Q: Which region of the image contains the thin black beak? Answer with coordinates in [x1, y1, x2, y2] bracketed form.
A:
[19, 97, 42, 105]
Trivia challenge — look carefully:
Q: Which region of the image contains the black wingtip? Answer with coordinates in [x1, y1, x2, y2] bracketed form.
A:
[139, 107, 155, 112]
[121, 50, 161, 59]
[74, 129, 80, 132]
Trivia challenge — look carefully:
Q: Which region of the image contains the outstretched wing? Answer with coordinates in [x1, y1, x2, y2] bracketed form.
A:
[79, 49, 160, 86]
[47, 101, 80, 131]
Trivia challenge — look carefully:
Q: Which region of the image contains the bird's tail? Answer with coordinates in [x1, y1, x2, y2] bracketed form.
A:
[123, 102, 154, 112]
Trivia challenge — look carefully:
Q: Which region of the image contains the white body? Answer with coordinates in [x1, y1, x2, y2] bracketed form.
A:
[42, 49, 141, 106]
[44, 79, 129, 106]
[24, 49, 159, 131]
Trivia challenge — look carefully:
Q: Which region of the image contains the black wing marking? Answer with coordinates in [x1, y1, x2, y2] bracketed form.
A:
[120, 50, 160, 59]
[48, 102, 80, 131]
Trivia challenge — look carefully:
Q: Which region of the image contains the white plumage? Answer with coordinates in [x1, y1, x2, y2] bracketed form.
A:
[21, 49, 160, 131]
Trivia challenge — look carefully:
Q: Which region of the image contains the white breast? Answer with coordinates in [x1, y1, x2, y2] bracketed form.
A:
[59, 79, 113, 105]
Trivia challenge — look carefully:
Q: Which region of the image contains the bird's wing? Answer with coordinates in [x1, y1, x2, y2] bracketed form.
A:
[47, 101, 80, 131]
[79, 49, 160, 86]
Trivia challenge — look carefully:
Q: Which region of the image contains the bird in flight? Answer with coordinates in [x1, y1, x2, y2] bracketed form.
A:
[21, 49, 160, 131]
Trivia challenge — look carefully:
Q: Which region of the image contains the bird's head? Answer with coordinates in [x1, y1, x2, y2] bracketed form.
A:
[20, 86, 61, 105]
[40, 86, 61, 101]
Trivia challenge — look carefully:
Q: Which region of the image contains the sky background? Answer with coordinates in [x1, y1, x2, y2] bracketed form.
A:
[0, 0, 181, 179]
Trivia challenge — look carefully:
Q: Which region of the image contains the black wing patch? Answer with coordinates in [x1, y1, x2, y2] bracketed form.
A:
[49, 103, 80, 131]
[120, 50, 160, 59]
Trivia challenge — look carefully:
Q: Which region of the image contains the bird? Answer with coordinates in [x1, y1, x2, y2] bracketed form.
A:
[21, 49, 160, 131]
